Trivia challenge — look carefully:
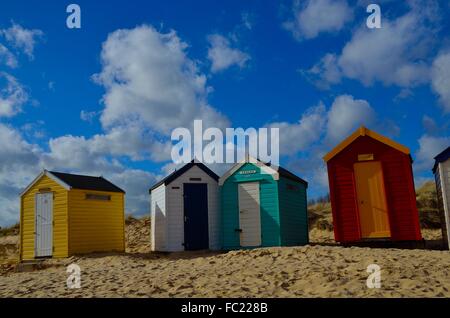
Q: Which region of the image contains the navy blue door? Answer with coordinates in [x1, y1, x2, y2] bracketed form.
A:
[183, 183, 209, 250]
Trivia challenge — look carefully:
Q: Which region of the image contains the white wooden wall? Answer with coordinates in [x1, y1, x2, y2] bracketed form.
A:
[437, 160, 450, 247]
[165, 165, 220, 252]
[150, 184, 166, 251]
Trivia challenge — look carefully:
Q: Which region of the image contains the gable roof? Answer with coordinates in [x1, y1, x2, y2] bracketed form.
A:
[218, 156, 308, 187]
[323, 126, 410, 162]
[49, 171, 125, 193]
[20, 170, 125, 196]
[149, 160, 219, 192]
[433, 146, 450, 174]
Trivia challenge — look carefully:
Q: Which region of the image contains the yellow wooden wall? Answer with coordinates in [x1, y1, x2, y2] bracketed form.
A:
[68, 189, 125, 254]
[20, 175, 69, 260]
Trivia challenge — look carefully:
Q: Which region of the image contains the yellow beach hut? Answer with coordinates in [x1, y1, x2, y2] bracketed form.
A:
[20, 170, 125, 260]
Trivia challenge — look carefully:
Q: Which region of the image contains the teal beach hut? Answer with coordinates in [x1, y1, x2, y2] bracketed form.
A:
[219, 157, 308, 250]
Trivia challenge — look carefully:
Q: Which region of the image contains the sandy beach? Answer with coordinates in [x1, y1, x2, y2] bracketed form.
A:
[1, 220, 449, 298]
[1, 182, 449, 298]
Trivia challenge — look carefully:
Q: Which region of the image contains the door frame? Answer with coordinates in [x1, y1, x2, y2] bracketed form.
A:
[34, 191, 54, 258]
[183, 183, 209, 251]
[353, 161, 392, 239]
[237, 181, 262, 247]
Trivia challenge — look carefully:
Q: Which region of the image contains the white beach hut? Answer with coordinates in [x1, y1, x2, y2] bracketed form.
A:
[149, 161, 220, 252]
[433, 147, 450, 249]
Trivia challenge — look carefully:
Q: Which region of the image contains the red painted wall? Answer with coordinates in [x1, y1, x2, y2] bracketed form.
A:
[327, 136, 422, 242]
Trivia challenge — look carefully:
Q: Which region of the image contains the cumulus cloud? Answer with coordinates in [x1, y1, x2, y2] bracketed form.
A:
[1, 24, 234, 225]
[431, 51, 450, 113]
[284, 0, 353, 40]
[207, 34, 250, 73]
[325, 95, 376, 143]
[305, 1, 439, 88]
[266, 94, 391, 197]
[0, 22, 43, 59]
[93, 25, 229, 135]
[0, 124, 42, 225]
[415, 134, 450, 171]
[268, 103, 326, 155]
[0, 72, 28, 118]
[0, 124, 159, 226]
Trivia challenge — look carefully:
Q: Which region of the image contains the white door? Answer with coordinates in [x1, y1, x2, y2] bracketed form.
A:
[238, 182, 261, 247]
[35, 192, 53, 257]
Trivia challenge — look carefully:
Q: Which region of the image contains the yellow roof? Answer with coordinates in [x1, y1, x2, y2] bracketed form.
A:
[323, 126, 410, 162]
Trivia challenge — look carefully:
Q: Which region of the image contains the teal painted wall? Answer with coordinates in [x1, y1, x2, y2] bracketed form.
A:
[278, 177, 309, 246]
[221, 163, 280, 249]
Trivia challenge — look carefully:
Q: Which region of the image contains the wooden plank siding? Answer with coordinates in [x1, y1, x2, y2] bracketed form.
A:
[150, 184, 166, 251]
[278, 177, 309, 246]
[20, 175, 69, 260]
[164, 165, 220, 252]
[327, 135, 422, 243]
[67, 189, 125, 254]
[436, 161, 450, 249]
[221, 163, 281, 249]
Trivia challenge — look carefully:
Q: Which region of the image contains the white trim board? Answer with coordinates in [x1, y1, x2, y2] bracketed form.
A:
[219, 156, 279, 186]
[20, 170, 71, 197]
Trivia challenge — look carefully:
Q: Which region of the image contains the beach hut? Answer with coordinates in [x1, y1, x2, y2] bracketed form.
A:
[323, 126, 422, 243]
[219, 157, 308, 250]
[20, 170, 125, 260]
[149, 161, 220, 252]
[433, 147, 450, 249]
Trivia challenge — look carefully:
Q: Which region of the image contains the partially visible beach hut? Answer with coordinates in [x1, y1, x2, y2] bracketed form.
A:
[20, 170, 125, 260]
[219, 157, 308, 250]
[149, 161, 220, 252]
[323, 126, 422, 243]
[433, 147, 450, 249]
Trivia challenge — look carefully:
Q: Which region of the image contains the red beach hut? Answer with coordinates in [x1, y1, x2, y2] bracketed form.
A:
[323, 127, 422, 243]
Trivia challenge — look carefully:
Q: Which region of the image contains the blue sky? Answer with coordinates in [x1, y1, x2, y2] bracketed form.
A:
[0, 0, 449, 226]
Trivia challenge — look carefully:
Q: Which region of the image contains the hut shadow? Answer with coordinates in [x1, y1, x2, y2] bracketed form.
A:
[339, 239, 446, 250]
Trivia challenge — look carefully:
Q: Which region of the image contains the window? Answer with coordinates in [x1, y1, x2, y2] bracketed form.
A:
[85, 193, 111, 201]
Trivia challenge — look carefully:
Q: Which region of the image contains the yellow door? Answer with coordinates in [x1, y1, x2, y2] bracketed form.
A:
[354, 161, 391, 238]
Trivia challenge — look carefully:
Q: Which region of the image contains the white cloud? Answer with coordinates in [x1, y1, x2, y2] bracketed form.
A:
[302, 53, 341, 89]
[0, 44, 18, 68]
[431, 51, 450, 113]
[284, 0, 353, 40]
[0, 72, 28, 118]
[266, 94, 384, 197]
[0, 124, 160, 226]
[93, 25, 229, 135]
[0, 124, 42, 225]
[325, 95, 376, 143]
[415, 134, 450, 171]
[0, 24, 234, 226]
[305, 1, 439, 88]
[0, 22, 43, 59]
[207, 34, 250, 73]
[268, 103, 326, 155]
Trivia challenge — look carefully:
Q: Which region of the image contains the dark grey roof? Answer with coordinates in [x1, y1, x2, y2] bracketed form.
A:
[265, 163, 308, 187]
[149, 161, 219, 192]
[433, 146, 450, 174]
[49, 171, 125, 193]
